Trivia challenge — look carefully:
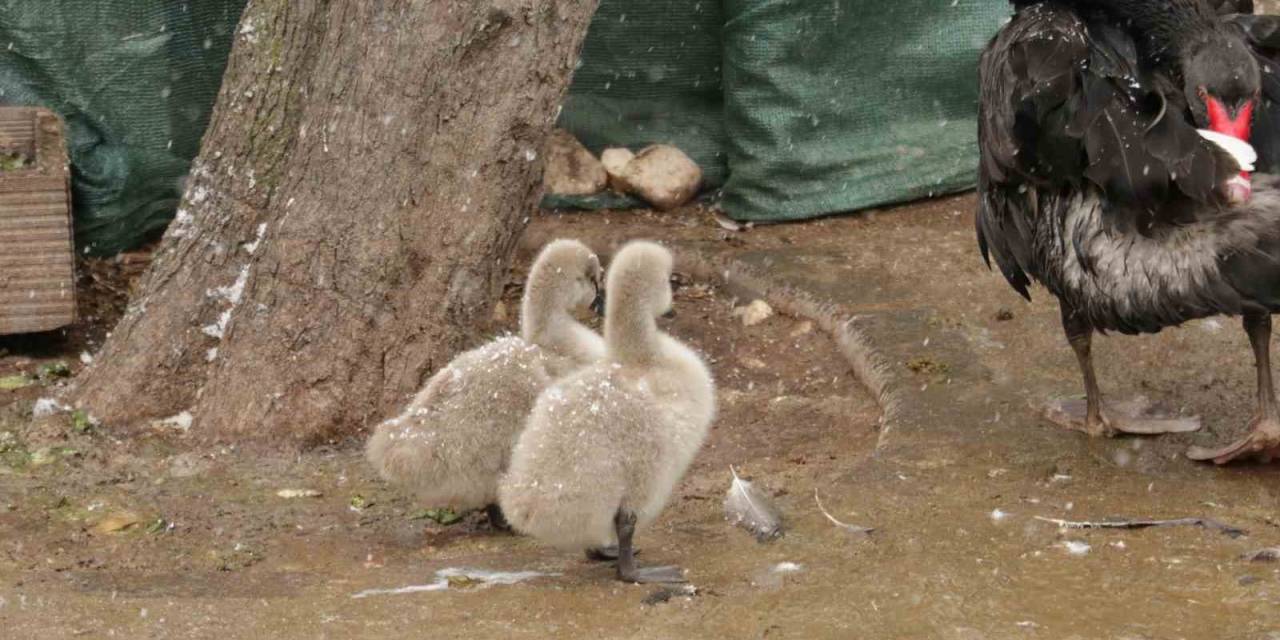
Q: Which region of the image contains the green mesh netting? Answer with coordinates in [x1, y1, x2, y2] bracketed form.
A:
[720, 0, 1008, 221]
[548, 0, 727, 211]
[0, 0, 1006, 252]
[555, 0, 1008, 220]
[0, 0, 245, 255]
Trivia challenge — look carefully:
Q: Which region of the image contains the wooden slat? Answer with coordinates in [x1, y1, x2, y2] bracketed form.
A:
[0, 106, 75, 335]
[0, 191, 69, 206]
[0, 314, 76, 334]
[0, 291, 74, 306]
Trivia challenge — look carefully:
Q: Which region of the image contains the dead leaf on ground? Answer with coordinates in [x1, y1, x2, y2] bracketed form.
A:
[94, 512, 141, 534]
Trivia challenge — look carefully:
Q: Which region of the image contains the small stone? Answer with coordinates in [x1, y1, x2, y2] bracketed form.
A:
[1242, 547, 1280, 562]
[153, 412, 192, 432]
[642, 584, 698, 606]
[789, 320, 813, 337]
[733, 300, 774, 327]
[613, 144, 702, 210]
[542, 129, 606, 196]
[600, 147, 635, 193]
[994, 308, 1014, 322]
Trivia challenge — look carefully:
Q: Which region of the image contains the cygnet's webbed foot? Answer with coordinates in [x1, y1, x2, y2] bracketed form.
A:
[1187, 417, 1280, 464]
[612, 509, 685, 584]
[484, 504, 512, 532]
[585, 545, 623, 562]
[1042, 397, 1201, 437]
[618, 564, 686, 585]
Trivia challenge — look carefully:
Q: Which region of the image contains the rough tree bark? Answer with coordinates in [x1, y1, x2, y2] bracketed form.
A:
[68, 0, 600, 446]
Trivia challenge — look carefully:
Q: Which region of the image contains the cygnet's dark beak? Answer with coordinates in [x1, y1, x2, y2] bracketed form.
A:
[589, 288, 606, 316]
[661, 308, 677, 319]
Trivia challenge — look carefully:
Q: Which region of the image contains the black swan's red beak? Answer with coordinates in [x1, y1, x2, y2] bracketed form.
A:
[1204, 92, 1256, 203]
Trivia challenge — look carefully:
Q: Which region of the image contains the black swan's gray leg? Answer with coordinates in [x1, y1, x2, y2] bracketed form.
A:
[485, 504, 511, 532]
[1189, 314, 1280, 463]
[614, 510, 684, 584]
[1043, 301, 1200, 436]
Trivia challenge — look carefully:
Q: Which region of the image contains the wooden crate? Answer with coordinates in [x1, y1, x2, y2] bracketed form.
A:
[0, 107, 76, 335]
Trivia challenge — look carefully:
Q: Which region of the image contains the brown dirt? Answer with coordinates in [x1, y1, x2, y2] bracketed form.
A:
[8, 194, 1280, 638]
[0, 232, 879, 639]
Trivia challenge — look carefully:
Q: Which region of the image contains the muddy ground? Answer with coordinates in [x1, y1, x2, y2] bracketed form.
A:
[0, 228, 881, 639]
[5, 196, 1280, 638]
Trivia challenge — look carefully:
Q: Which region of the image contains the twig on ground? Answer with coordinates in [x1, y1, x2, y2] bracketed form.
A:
[1033, 516, 1246, 538]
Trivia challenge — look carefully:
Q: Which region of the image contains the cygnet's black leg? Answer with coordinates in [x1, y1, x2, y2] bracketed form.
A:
[584, 545, 640, 561]
[484, 504, 512, 532]
[613, 509, 685, 584]
[585, 545, 620, 562]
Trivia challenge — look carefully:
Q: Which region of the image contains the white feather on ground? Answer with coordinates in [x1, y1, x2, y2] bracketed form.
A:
[724, 466, 784, 542]
[814, 489, 873, 535]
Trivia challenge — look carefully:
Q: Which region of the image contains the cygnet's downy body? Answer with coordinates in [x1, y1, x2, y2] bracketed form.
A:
[499, 241, 715, 583]
[366, 239, 605, 521]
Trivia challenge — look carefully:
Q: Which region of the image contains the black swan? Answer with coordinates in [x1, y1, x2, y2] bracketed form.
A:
[977, 0, 1280, 463]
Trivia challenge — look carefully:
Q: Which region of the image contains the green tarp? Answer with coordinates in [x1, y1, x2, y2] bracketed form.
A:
[0, 0, 245, 255]
[559, 0, 1008, 220]
[719, 0, 1008, 221]
[0, 0, 1006, 253]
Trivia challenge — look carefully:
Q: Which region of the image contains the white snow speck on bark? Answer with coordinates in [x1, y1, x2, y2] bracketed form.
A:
[239, 19, 259, 44]
[202, 309, 233, 339]
[244, 223, 268, 254]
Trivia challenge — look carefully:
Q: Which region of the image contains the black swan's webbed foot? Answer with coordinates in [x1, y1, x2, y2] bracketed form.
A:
[1043, 397, 1201, 437]
[1051, 302, 1200, 437]
[1187, 416, 1280, 464]
[1188, 314, 1280, 464]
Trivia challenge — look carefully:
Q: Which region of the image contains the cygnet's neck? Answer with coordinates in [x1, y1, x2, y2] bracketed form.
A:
[522, 294, 598, 365]
[605, 294, 662, 366]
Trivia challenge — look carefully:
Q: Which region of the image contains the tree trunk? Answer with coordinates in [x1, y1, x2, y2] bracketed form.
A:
[69, 0, 599, 447]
